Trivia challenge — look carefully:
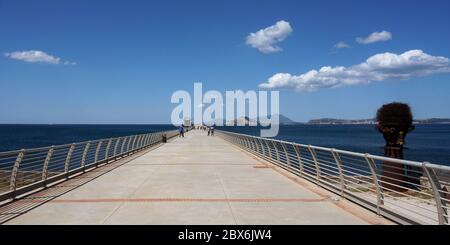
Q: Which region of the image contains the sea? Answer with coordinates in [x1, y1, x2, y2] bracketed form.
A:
[0, 124, 449, 166]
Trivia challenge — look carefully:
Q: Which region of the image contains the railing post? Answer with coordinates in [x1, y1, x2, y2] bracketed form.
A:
[137, 135, 141, 148]
[94, 140, 103, 165]
[105, 139, 113, 160]
[254, 138, 260, 153]
[143, 134, 149, 147]
[64, 144, 75, 177]
[10, 149, 25, 193]
[126, 136, 133, 152]
[364, 154, 384, 216]
[137, 134, 141, 147]
[143, 134, 148, 147]
[308, 145, 321, 184]
[149, 134, 155, 145]
[281, 142, 291, 168]
[252, 138, 259, 153]
[41, 146, 54, 183]
[250, 138, 257, 152]
[247, 137, 253, 151]
[331, 149, 346, 198]
[131, 135, 137, 151]
[150, 133, 158, 145]
[141, 135, 146, 147]
[130, 136, 136, 150]
[241, 137, 247, 149]
[246, 137, 253, 151]
[243, 137, 250, 149]
[142, 134, 146, 147]
[113, 138, 121, 157]
[239, 137, 245, 147]
[265, 140, 273, 159]
[243, 137, 249, 149]
[134, 135, 140, 149]
[258, 138, 266, 155]
[272, 141, 281, 162]
[81, 142, 91, 171]
[293, 144, 303, 174]
[422, 162, 448, 225]
[136, 135, 142, 149]
[121, 137, 127, 154]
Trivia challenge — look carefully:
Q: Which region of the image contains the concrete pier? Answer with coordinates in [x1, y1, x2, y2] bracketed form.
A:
[3, 131, 391, 225]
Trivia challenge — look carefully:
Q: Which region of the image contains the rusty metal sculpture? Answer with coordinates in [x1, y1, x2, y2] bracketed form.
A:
[376, 102, 418, 192]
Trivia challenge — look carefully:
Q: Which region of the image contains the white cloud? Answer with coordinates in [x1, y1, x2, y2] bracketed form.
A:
[246, 20, 293, 53]
[356, 30, 392, 44]
[259, 50, 450, 92]
[334, 41, 351, 49]
[4, 50, 75, 65]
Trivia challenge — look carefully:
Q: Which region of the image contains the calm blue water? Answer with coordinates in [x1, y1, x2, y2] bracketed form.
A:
[218, 124, 450, 166]
[0, 124, 176, 152]
[0, 124, 449, 166]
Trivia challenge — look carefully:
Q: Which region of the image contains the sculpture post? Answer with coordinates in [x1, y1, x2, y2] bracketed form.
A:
[376, 102, 417, 192]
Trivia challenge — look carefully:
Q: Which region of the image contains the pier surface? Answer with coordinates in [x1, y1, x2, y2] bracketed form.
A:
[4, 131, 390, 225]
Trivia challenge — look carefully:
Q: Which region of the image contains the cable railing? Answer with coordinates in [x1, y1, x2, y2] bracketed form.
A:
[217, 130, 450, 225]
[0, 129, 181, 204]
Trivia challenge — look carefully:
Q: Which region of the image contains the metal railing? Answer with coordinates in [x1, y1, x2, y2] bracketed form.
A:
[217, 130, 450, 225]
[0, 129, 181, 203]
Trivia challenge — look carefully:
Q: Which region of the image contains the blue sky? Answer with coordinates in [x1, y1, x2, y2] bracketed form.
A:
[1, 0, 450, 124]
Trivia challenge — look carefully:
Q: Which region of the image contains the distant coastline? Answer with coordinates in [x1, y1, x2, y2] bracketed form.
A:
[224, 115, 450, 125]
[303, 118, 450, 125]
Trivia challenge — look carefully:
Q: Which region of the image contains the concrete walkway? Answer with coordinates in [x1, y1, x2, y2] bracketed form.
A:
[4, 131, 391, 225]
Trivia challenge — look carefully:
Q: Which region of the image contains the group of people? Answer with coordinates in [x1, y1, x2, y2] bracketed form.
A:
[187, 125, 215, 136]
[178, 124, 215, 137]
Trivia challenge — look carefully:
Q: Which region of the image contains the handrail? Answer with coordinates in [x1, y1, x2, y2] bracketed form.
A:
[217, 130, 449, 225]
[0, 128, 182, 204]
[218, 130, 450, 170]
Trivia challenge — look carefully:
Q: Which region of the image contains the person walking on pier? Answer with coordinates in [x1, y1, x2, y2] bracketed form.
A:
[210, 126, 214, 136]
[207, 127, 211, 136]
[179, 126, 185, 138]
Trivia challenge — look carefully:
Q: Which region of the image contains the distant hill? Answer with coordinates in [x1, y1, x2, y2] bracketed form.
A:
[275, 114, 299, 125]
[256, 114, 300, 125]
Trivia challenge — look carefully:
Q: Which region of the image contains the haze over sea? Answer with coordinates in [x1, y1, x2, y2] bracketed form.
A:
[0, 124, 449, 166]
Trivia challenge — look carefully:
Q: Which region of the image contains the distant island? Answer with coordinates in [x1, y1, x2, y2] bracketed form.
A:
[306, 118, 376, 125]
